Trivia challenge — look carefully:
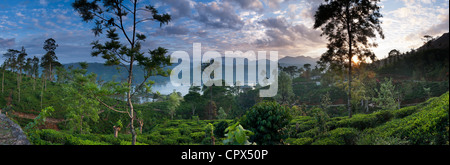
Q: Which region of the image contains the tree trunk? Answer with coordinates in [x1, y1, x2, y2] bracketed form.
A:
[128, 59, 136, 145]
[139, 121, 143, 134]
[18, 69, 21, 103]
[2, 69, 4, 93]
[41, 78, 44, 110]
[346, 4, 353, 118]
[33, 76, 36, 91]
[49, 62, 52, 82]
[113, 126, 121, 138]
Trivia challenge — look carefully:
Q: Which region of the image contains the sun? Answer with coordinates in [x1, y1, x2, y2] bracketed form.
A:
[352, 56, 360, 64]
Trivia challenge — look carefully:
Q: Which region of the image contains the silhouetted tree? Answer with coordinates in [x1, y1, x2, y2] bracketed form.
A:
[314, 0, 384, 118]
[388, 49, 400, 64]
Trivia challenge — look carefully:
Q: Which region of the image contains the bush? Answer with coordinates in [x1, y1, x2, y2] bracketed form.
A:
[241, 101, 292, 145]
[159, 128, 179, 135]
[37, 129, 109, 145]
[334, 110, 392, 130]
[392, 106, 417, 119]
[360, 92, 449, 145]
[312, 128, 359, 145]
[285, 137, 313, 145]
[190, 132, 206, 142]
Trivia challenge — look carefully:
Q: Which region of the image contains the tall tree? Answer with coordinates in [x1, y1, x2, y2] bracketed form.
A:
[3, 49, 19, 73]
[16, 47, 28, 103]
[388, 49, 400, 64]
[72, 0, 172, 145]
[276, 71, 294, 105]
[303, 63, 311, 80]
[31, 57, 40, 91]
[314, 0, 384, 118]
[41, 38, 61, 84]
[167, 91, 182, 120]
[1, 61, 6, 93]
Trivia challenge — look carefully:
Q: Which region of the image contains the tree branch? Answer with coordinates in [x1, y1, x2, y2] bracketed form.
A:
[94, 95, 129, 115]
[130, 74, 151, 98]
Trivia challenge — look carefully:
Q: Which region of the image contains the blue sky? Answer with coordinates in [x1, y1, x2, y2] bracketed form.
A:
[0, 0, 449, 64]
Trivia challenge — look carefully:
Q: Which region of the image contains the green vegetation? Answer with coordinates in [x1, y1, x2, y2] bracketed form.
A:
[287, 92, 449, 145]
[0, 0, 448, 147]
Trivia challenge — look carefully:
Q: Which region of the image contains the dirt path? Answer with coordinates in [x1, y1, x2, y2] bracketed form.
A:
[10, 111, 65, 131]
[11, 111, 65, 123]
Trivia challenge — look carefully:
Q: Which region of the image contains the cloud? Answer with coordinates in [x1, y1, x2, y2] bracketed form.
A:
[0, 38, 15, 48]
[256, 17, 324, 48]
[259, 17, 289, 30]
[16, 12, 25, 17]
[262, 0, 293, 9]
[154, 26, 190, 36]
[39, 0, 48, 6]
[298, 0, 323, 21]
[194, 1, 245, 30]
[227, 0, 264, 11]
[422, 14, 449, 36]
[158, 0, 192, 19]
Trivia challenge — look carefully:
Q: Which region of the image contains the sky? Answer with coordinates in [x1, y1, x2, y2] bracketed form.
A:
[0, 0, 449, 64]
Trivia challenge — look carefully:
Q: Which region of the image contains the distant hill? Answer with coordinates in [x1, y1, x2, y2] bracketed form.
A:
[375, 32, 449, 81]
[278, 56, 320, 68]
[63, 63, 174, 85]
[63, 56, 319, 86]
[417, 32, 449, 51]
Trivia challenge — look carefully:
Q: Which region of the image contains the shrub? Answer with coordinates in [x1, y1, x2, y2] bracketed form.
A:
[190, 132, 206, 142]
[334, 110, 392, 130]
[361, 92, 449, 145]
[392, 106, 417, 119]
[285, 137, 313, 145]
[312, 128, 359, 145]
[178, 124, 191, 136]
[37, 129, 110, 145]
[241, 101, 292, 145]
[159, 128, 179, 135]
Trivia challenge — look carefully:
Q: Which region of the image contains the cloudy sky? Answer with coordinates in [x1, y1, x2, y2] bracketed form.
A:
[0, 0, 449, 64]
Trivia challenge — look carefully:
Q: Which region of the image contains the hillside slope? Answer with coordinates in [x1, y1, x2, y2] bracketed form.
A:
[286, 91, 449, 145]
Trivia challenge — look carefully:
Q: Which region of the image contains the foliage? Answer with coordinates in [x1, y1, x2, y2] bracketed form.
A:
[166, 91, 182, 120]
[25, 106, 55, 131]
[275, 71, 295, 105]
[314, 0, 384, 118]
[241, 101, 292, 145]
[373, 78, 398, 110]
[217, 107, 227, 120]
[63, 66, 100, 134]
[312, 128, 359, 145]
[72, 0, 172, 145]
[360, 92, 449, 145]
[202, 123, 215, 145]
[311, 107, 330, 134]
[285, 137, 314, 145]
[223, 122, 254, 145]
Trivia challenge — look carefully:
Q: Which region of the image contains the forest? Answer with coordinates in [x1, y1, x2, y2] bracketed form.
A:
[0, 0, 448, 146]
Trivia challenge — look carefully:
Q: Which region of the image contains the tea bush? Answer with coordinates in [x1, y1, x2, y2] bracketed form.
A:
[312, 128, 359, 145]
